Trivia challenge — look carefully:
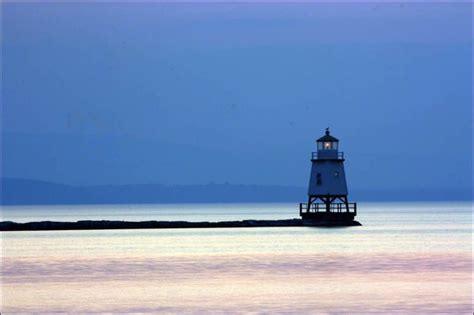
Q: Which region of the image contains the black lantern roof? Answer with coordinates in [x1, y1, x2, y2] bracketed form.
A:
[316, 128, 339, 142]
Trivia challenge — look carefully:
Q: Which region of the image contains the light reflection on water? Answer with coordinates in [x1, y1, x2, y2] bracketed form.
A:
[1, 202, 472, 313]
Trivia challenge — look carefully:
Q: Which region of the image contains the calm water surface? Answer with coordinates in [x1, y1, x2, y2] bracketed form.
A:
[1, 202, 472, 313]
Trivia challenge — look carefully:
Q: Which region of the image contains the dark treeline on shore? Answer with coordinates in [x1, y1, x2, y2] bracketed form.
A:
[1, 178, 471, 205]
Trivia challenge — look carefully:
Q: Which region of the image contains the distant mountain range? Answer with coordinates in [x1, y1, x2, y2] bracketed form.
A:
[0, 178, 471, 205]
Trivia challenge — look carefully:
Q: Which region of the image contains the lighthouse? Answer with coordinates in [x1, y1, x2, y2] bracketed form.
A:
[299, 128, 358, 224]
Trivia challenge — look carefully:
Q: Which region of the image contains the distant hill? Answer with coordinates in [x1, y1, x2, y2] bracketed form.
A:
[0, 178, 305, 205]
[1, 178, 471, 205]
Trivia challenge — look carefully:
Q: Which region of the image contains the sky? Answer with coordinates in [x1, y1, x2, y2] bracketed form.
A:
[2, 2, 472, 192]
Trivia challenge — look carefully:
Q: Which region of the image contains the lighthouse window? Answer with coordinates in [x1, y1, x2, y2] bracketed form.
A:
[324, 142, 332, 149]
[316, 173, 322, 185]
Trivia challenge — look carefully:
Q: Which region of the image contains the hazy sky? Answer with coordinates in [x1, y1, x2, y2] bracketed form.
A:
[2, 2, 472, 191]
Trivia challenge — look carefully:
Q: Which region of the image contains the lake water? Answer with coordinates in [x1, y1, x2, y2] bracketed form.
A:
[1, 202, 472, 313]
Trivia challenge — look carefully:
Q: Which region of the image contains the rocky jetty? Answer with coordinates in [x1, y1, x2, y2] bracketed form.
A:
[0, 219, 361, 231]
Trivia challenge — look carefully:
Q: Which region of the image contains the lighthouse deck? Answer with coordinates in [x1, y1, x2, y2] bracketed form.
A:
[299, 202, 357, 214]
[299, 202, 357, 223]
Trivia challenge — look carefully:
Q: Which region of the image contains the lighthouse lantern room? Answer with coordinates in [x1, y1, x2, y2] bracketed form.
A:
[300, 128, 357, 223]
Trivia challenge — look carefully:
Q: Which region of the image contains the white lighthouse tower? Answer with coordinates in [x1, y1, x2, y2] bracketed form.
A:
[299, 128, 357, 224]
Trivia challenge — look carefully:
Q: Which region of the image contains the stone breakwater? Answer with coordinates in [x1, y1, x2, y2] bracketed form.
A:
[0, 219, 361, 231]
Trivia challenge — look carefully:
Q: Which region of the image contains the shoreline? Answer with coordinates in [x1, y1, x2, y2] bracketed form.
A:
[0, 219, 361, 231]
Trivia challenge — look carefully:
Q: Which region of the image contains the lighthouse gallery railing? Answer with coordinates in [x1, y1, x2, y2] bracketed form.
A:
[299, 202, 357, 215]
[311, 152, 344, 160]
